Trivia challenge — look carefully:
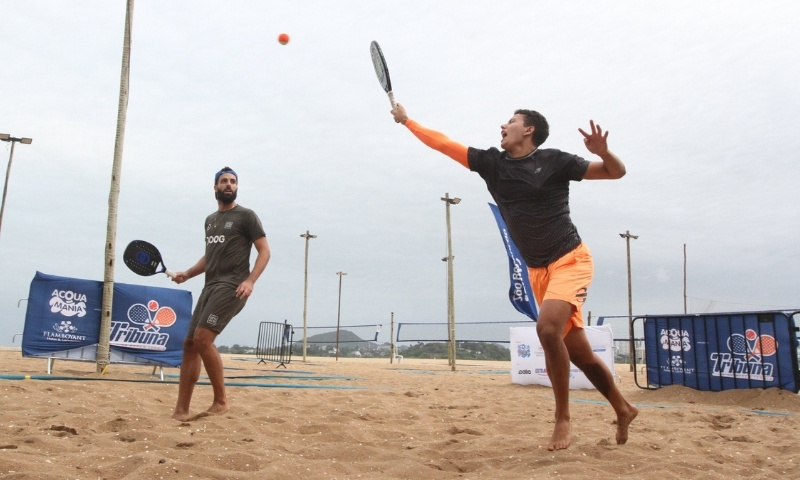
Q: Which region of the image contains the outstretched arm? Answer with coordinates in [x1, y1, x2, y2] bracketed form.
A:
[391, 104, 469, 168]
[580, 120, 626, 180]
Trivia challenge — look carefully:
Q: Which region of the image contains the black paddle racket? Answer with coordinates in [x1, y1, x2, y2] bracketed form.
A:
[370, 40, 397, 109]
[123, 240, 175, 278]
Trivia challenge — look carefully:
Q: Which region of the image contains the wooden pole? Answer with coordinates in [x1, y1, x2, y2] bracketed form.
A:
[99, 0, 134, 373]
[300, 231, 316, 361]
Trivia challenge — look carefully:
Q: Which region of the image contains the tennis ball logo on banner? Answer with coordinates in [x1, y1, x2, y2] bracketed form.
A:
[49, 289, 88, 318]
[126, 301, 177, 333]
[110, 300, 177, 351]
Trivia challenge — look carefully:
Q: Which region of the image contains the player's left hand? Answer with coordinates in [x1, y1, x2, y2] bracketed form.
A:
[235, 280, 255, 299]
[579, 120, 609, 156]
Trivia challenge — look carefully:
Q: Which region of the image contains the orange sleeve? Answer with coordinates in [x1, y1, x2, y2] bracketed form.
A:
[405, 119, 469, 168]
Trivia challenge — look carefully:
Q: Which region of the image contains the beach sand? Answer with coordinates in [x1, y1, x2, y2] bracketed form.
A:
[0, 349, 799, 479]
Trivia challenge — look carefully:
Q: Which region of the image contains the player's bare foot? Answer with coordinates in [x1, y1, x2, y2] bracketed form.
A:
[615, 404, 638, 445]
[172, 411, 193, 422]
[547, 418, 572, 451]
[185, 411, 213, 421]
[205, 402, 230, 416]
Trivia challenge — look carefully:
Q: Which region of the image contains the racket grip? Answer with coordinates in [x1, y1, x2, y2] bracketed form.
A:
[388, 91, 397, 109]
[165, 270, 176, 279]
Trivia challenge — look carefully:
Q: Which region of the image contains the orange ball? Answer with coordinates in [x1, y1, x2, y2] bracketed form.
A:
[278, 33, 289, 45]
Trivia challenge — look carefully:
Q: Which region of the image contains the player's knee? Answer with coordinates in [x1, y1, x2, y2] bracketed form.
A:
[536, 325, 563, 347]
[193, 328, 218, 349]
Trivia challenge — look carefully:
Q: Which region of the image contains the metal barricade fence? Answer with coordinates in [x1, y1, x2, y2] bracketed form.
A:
[633, 311, 800, 392]
[256, 320, 293, 368]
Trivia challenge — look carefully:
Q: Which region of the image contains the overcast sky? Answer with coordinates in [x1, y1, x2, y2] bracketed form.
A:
[2, 1, 799, 348]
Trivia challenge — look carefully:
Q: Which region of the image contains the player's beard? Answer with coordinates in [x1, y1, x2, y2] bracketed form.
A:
[215, 189, 237, 205]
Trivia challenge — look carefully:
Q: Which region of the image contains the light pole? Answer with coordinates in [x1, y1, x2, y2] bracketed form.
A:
[0, 134, 33, 239]
[619, 230, 638, 371]
[441, 193, 460, 371]
[389, 311, 397, 364]
[335, 271, 347, 361]
[300, 230, 317, 362]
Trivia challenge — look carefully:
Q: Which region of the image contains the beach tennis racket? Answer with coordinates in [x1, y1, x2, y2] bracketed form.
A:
[370, 40, 397, 109]
[145, 307, 177, 331]
[127, 303, 151, 326]
[123, 240, 175, 278]
[728, 333, 748, 357]
[746, 330, 777, 359]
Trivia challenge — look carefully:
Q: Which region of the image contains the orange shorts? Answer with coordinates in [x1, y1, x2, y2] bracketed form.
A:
[527, 243, 593, 336]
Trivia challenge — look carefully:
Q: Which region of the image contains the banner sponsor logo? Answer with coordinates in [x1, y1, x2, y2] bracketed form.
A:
[110, 299, 178, 351]
[710, 329, 776, 381]
[37, 289, 91, 343]
[49, 289, 88, 317]
[658, 328, 695, 375]
[42, 320, 87, 343]
[660, 328, 691, 352]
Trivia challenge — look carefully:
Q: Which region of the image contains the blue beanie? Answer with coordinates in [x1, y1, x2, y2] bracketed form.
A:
[214, 166, 238, 184]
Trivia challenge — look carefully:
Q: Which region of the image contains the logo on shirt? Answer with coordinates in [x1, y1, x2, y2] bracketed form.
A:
[575, 287, 588, 303]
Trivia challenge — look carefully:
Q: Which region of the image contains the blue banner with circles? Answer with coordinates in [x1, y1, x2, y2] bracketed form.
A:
[22, 271, 191, 367]
[642, 311, 800, 392]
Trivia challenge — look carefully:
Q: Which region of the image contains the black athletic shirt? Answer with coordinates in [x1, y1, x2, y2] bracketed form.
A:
[468, 147, 590, 268]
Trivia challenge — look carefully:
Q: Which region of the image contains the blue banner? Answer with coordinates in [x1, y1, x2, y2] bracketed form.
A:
[22, 271, 192, 367]
[643, 312, 800, 392]
[488, 203, 538, 320]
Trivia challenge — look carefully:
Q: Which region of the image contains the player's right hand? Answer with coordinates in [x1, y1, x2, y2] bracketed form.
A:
[171, 272, 189, 284]
[391, 103, 408, 125]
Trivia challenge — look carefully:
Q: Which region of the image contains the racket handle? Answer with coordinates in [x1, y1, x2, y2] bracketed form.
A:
[388, 91, 397, 109]
[165, 269, 176, 279]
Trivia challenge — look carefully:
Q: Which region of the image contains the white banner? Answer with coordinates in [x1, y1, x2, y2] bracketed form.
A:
[510, 325, 615, 389]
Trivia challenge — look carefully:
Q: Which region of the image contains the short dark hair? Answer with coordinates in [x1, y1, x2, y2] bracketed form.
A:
[514, 109, 549, 147]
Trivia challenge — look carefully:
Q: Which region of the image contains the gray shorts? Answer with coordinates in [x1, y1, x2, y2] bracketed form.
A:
[186, 283, 247, 338]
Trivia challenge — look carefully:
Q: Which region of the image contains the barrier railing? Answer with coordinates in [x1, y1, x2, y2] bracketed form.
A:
[633, 311, 800, 392]
[256, 320, 293, 368]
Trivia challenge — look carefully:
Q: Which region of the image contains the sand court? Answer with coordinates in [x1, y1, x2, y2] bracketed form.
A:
[1, 349, 799, 479]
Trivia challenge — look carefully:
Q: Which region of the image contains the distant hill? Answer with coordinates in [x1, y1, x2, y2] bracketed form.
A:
[306, 330, 371, 348]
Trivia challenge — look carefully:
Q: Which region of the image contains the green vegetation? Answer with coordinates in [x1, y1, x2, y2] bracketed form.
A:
[217, 341, 511, 360]
[400, 342, 510, 361]
[217, 344, 255, 355]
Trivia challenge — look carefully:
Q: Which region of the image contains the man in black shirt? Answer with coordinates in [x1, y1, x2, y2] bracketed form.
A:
[391, 105, 638, 451]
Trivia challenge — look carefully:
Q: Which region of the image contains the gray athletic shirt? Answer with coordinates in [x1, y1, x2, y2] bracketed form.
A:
[203, 205, 266, 287]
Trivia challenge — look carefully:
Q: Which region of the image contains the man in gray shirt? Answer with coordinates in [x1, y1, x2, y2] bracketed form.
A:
[170, 166, 270, 421]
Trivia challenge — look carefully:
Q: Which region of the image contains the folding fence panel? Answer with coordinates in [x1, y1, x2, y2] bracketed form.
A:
[256, 321, 293, 368]
[635, 311, 800, 392]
